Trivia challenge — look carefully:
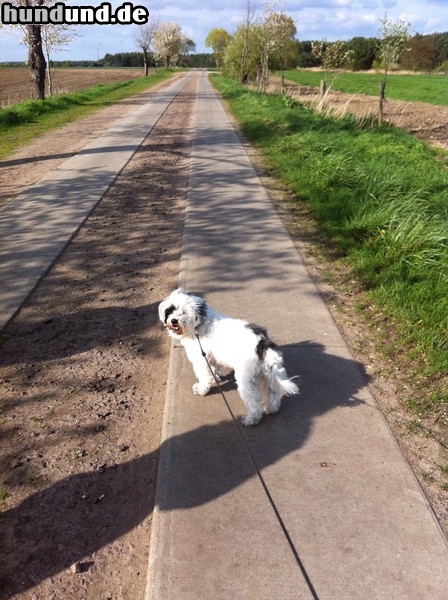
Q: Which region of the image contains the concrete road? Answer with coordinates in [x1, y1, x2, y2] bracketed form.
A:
[145, 71, 448, 599]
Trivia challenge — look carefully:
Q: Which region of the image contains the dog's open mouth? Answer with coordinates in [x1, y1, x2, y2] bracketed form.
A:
[167, 322, 183, 335]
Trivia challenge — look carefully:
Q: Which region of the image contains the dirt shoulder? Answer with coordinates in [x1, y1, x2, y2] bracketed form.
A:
[0, 74, 196, 599]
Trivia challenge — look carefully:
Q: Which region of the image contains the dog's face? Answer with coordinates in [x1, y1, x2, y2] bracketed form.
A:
[159, 289, 207, 338]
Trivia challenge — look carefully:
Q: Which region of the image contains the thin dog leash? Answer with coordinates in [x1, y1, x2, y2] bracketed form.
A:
[195, 333, 320, 600]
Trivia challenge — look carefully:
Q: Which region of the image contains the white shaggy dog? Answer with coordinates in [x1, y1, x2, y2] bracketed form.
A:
[159, 289, 298, 426]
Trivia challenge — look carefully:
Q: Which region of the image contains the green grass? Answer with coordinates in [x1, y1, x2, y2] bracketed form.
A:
[0, 69, 175, 159]
[282, 69, 448, 106]
[211, 74, 448, 389]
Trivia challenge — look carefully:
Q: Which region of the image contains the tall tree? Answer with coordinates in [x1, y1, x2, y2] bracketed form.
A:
[152, 22, 192, 68]
[259, 4, 296, 92]
[240, 0, 256, 84]
[348, 36, 377, 71]
[296, 41, 320, 68]
[41, 20, 78, 96]
[223, 1, 297, 88]
[222, 22, 258, 82]
[400, 34, 437, 71]
[133, 17, 159, 76]
[433, 32, 448, 67]
[1, 0, 77, 100]
[378, 14, 412, 125]
[266, 11, 296, 91]
[1, 0, 47, 99]
[27, 15, 46, 99]
[205, 28, 232, 68]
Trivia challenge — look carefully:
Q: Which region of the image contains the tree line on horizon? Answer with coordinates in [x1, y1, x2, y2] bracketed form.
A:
[215, 30, 448, 74]
[3, 32, 447, 73]
[297, 32, 448, 72]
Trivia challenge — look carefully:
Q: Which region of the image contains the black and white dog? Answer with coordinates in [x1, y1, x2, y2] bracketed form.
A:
[159, 289, 298, 426]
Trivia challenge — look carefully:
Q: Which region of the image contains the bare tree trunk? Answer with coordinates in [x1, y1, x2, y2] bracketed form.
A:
[281, 51, 286, 94]
[143, 49, 149, 76]
[378, 80, 386, 127]
[241, 0, 252, 84]
[44, 46, 53, 97]
[319, 79, 327, 100]
[260, 41, 269, 92]
[27, 23, 46, 100]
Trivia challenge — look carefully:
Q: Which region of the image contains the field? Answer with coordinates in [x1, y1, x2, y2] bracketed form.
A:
[283, 69, 448, 106]
[0, 67, 145, 107]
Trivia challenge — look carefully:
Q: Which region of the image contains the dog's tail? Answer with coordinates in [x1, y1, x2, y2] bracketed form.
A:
[263, 347, 299, 397]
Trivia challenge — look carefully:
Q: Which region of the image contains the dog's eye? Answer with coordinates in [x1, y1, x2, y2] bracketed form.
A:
[164, 304, 176, 322]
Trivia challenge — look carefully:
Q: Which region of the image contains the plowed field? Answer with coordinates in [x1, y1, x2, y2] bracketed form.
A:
[0, 67, 144, 107]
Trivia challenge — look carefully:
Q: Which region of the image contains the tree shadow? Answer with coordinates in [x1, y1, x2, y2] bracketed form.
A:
[0, 342, 370, 597]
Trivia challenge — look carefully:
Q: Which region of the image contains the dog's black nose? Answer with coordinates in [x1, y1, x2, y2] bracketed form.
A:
[171, 318, 179, 327]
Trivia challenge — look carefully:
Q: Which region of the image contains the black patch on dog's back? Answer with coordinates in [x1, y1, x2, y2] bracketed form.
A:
[164, 304, 176, 323]
[246, 323, 278, 359]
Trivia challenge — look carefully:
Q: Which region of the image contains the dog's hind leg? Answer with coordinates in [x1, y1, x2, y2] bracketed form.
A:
[235, 367, 264, 426]
[262, 347, 298, 413]
[258, 375, 281, 415]
[265, 385, 282, 415]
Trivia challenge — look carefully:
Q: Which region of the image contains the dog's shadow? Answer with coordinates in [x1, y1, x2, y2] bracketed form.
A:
[158, 340, 371, 510]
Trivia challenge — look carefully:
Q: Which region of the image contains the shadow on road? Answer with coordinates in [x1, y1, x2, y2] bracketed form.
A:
[0, 343, 369, 597]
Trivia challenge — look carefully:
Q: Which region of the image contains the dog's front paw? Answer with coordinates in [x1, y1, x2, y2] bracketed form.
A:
[241, 412, 263, 427]
[193, 382, 210, 396]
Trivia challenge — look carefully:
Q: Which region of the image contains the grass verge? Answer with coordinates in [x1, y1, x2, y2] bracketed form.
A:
[211, 73, 448, 445]
[282, 69, 448, 106]
[0, 69, 175, 159]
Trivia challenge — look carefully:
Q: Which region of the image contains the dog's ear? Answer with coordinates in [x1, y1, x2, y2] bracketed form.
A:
[194, 298, 207, 325]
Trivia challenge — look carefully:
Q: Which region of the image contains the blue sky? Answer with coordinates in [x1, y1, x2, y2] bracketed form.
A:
[1, 0, 447, 61]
